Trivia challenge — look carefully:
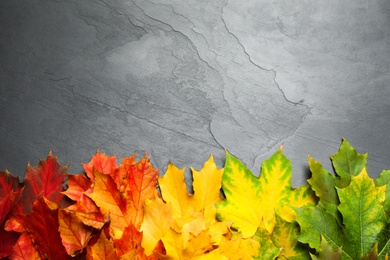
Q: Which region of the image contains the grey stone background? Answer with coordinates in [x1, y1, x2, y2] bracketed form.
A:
[1, 0, 389, 186]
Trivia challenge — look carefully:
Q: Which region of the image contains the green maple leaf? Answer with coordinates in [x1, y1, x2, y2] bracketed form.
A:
[338, 169, 387, 259]
[297, 139, 389, 259]
[375, 170, 390, 215]
[295, 202, 345, 254]
[310, 236, 342, 260]
[307, 156, 341, 223]
[331, 138, 368, 188]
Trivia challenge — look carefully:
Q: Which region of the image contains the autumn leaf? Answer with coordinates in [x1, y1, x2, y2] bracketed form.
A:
[58, 209, 94, 256]
[296, 140, 389, 259]
[331, 138, 368, 188]
[338, 169, 387, 259]
[0, 170, 22, 225]
[62, 173, 92, 201]
[3, 153, 69, 235]
[24, 196, 70, 259]
[83, 150, 117, 183]
[310, 236, 342, 260]
[375, 170, 390, 215]
[88, 229, 118, 260]
[216, 147, 316, 238]
[295, 202, 345, 253]
[113, 223, 160, 259]
[9, 232, 41, 260]
[143, 155, 225, 258]
[307, 156, 341, 222]
[64, 193, 106, 229]
[87, 153, 158, 239]
[21, 152, 68, 213]
[140, 196, 174, 255]
[0, 229, 20, 258]
[272, 213, 310, 259]
[62, 173, 106, 229]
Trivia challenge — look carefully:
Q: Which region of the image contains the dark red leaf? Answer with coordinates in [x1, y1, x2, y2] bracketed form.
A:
[24, 196, 70, 259]
[0, 229, 19, 258]
[0, 170, 23, 225]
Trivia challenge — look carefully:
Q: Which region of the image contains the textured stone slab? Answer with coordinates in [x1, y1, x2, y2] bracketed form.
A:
[1, 0, 389, 186]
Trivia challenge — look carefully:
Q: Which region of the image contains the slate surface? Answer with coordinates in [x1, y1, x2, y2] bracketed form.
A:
[1, 0, 389, 186]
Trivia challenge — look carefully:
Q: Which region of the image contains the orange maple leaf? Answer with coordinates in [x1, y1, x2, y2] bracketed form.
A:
[87, 153, 158, 239]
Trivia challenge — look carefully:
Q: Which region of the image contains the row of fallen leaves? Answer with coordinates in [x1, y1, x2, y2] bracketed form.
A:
[1, 139, 390, 259]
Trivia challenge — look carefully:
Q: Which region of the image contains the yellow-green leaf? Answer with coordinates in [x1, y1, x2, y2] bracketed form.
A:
[216, 148, 316, 238]
[375, 170, 390, 215]
[273, 214, 310, 259]
[295, 203, 345, 253]
[337, 168, 387, 259]
[307, 155, 341, 222]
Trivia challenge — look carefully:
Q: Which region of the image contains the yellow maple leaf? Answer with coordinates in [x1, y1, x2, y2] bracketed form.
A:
[216, 148, 317, 237]
[141, 155, 226, 258]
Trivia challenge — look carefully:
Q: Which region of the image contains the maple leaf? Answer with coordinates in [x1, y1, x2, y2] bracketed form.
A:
[140, 196, 174, 255]
[9, 232, 40, 260]
[331, 138, 368, 188]
[307, 156, 341, 222]
[0, 229, 20, 258]
[24, 196, 70, 259]
[87, 153, 158, 239]
[58, 209, 94, 256]
[296, 140, 389, 260]
[272, 213, 310, 259]
[64, 193, 106, 229]
[62, 172, 106, 229]
[375, 170, 390, 215]
[113, 223, 160, 259]
[310, 236, 342, 260]
[0, 170, 22, 225]
[216, 147, 316, 238]
[83, 150, 117, 183]
[142, 155, 225, 258]
[62, 173, 92, 201]
[88, 229, 119, 260]
[4, 153, 69, 235]
[338, 169, 387, 259]
[213, 222, 280, 260]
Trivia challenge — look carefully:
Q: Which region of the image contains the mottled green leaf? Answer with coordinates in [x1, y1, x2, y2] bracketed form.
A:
[273, 214, 310, 259]
[375, 170, 390, 215]
[331, 138, 367, 188]
[376, 224, 390, 259]
[252, 222, 281, 260]
[307, 156, 341, 222]
[295, 203, 345, 253]
[310, 236, 342, 260]
[337, 169, 387, 259]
